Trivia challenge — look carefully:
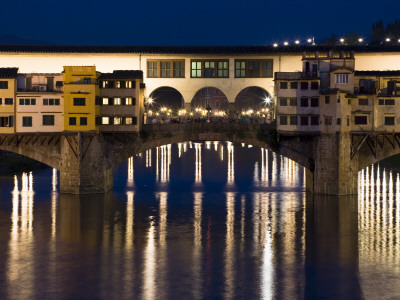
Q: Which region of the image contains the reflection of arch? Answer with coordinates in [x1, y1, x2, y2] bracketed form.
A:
[149, 87, 185, 110]
[234, 86, 271, 112]
[191, 87, 229, 110]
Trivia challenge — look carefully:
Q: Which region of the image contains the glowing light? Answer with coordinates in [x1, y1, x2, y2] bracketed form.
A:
[264, 97, 271, 104]
[295, 40, 300, 45]
[358, 38, 363, 42]
[307, 38, 312, 43]
[340, 38, 344, 43]
[273, 43, 278, 47]
[386, 38, 391, 42]
[283, 41, 289, 46]
[147, 98, 153, 104]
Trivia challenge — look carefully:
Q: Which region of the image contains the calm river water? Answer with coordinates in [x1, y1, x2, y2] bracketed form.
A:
[0, 142, 399, 299]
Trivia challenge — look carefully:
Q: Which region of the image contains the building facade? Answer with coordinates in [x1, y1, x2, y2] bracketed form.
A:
[0, 68, 18, 134]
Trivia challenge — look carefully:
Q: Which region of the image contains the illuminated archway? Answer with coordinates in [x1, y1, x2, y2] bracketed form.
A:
[191, 87, 229, 118]
[148, 87, 185, 114]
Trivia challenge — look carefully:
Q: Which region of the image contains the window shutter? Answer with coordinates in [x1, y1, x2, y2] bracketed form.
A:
[132, 98, 136, 105]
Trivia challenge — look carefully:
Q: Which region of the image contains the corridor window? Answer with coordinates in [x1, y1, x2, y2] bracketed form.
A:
[191, 60, 229, 78]
[161, 62, 171, 78]
[102, 98, 109, 105]
[147, 61, 158, 78]
[19, 98, 36, 105]
[191, 61, 202, 78]
[336, 74, 349, 84]
[217, 61, 228, 78]
[234, 59, 272, 78]
[173, 61, 185, 78]
[204, 61, 215, 77]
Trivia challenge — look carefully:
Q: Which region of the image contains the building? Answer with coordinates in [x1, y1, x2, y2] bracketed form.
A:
[276, 50, 400, 134]
[98, 70, 144, 132]
[63, 66, 99, 132]
[16, 73, 64, 133]
[0, 68, 18, 133]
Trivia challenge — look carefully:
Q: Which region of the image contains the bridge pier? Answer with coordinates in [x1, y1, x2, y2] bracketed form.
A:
[60, 133, 113, 194]
[309, 133, 358, 195]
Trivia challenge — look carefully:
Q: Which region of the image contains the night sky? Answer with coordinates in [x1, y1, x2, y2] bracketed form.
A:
[1, 0, 399, 46]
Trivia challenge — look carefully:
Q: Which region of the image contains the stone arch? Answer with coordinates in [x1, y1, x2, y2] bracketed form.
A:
[191, 87, 229, 112]
[148, 87, 185, 115]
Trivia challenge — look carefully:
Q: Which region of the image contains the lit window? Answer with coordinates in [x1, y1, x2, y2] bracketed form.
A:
[191, 61, 202, 78]
[113, 117, 122, 125]
[102, 98, 109, 105]
[102, 117, 109, 124]
[125, 117, 132, 125]
[125, 98, 133, 105]
[114, 98, 121, 105]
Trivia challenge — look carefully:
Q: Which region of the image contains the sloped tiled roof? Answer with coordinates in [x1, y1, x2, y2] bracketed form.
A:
[0, 67, 18, 78]
[0, 45, 400, 54]
[355, 70, 400, 76]
[98, 70, 143, 79]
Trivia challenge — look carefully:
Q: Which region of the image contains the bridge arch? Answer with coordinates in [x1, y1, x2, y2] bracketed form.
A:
[234, 86, 272, 113]
[190, 87, 229, 111]
[148, 86, 185, 113]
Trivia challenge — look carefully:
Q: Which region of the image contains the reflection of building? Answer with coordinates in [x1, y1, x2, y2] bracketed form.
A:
[191, 87, 229, 110]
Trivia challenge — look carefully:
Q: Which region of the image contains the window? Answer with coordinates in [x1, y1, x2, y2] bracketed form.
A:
[102, 117, 109, 125]
[84, 77, 91, 84]
[69, 117, 76, 125]
[80, 117, 87, 126]
[191, 61, 202, 78]
[359, 98, 368, 106]
[280, 82, 288, 89]
[204, 61, 215, 77]
[19, 98, 36, 105]
[22, 116, 32, 127]
[234, 60, 272, 78]
[354, 115, 368, 125]
[311, 82, 319, 90]
[379, 99, 384, 105]
[0, 116, 12, 127]
[325, 96, 330, 104]
[119, 81, 126, 88]
[301, 97, 308, 107]
[174, 61, 185, 78]
[311, 116, 319, 125]
[5, 98, 13, 105]
[125, 97, 135, 105]
[102, 98, 109, 105]
[324, 117, 332, 125]
[385, 116, 395, 125]
[0, 81, 8, 89]
[161, 62, 171, 78]
[280, 115, 288, 125]
[301, 116, 308, 125]
[290, 115, 298, 125]
[311, 97, 319, 107]
[113, 117, 122, 125]
[42, 115, 54, 126]
[290, 98, 297, 106]
[73, 98, 85, 106]
[235, 61, 246, 77]
[336, 74, 349, 84]
[386, 99, 395, 105]
[279, 98, 287, 106]
[217, 61, 228, 78]
[337, 118, 341, 125]
[147, 61, 158, 78]
[125, 117, 132, 125]
[114, 98, 121, 105]
[301, 82, 308, 90]
[290, 82, 298, 89]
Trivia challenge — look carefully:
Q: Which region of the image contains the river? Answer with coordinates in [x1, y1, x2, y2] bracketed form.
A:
[0, 142, 399, 299]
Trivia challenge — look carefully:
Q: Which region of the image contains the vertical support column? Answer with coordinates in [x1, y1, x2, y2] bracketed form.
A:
[312, 133, 358, 195]
[60, 134, 113, 194]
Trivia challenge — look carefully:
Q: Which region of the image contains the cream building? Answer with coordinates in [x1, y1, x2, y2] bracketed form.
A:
[16, 73, 64, 133]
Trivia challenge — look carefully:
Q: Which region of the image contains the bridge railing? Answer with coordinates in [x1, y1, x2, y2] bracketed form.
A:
[142, 123, 276, 134]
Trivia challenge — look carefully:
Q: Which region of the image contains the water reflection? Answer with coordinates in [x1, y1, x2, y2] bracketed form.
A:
[3, 146, 400, 299]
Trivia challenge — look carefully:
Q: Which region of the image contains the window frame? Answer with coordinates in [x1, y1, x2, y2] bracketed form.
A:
[234, 59, 273, 78]
[190, 59, 229, 78]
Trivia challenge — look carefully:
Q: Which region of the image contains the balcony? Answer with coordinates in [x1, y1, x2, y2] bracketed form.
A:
[17, 85, 63, 93]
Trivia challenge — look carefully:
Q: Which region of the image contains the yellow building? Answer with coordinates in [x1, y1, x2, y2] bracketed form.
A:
[63, 66, 99, 132]
[0, 68, 18, 134]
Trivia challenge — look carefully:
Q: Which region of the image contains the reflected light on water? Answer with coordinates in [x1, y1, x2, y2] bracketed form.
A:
[143, 219, 156, 300]
[224, 192, 235, 299]
[146, 149, 152, 168]
[193, 192, 203, 298]
[227, 142, 234, 186]
[195, 143, 202, 184]
[128, 157, 134, 187]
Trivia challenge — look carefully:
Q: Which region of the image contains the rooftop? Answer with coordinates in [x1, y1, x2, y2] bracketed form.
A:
[1, 45, 400, 54]
[355, 70, 400, 76]
[0, 67, 18, 78]
[98, 70, 143, 79]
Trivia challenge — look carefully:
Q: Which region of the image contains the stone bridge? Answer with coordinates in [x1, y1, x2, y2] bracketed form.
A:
[0, 124, 399, 195]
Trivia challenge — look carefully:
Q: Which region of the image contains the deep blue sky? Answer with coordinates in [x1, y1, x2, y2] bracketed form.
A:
[1, 0, 399, 46]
